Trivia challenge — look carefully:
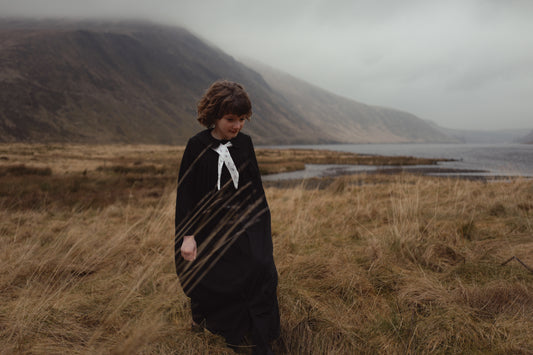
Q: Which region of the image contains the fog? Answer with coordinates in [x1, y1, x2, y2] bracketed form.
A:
[2, 0, 532, 130]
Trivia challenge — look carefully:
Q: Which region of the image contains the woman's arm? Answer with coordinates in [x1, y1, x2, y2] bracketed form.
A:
[175, 139, 200, 264]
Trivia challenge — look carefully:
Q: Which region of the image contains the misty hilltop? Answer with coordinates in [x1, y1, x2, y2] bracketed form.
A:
[519, 130, 533, 144]
[0, 19, 453, 145]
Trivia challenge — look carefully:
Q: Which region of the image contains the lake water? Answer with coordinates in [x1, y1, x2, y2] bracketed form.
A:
[260, 143, 533, 181]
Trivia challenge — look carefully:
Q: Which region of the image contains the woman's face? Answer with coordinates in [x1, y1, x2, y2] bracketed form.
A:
[212, 114, 246, 140]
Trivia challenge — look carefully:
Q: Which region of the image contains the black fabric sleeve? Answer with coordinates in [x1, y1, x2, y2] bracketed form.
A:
[246, 135, 274, 257]
[175, 138, 199, 242]
[247, 135, 267, 199]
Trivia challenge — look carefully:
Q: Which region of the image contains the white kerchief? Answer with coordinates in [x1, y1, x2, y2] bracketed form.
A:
[212, 142, 239, 190]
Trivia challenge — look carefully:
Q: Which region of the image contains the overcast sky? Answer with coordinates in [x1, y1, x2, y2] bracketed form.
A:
[2, 0, 532, 130]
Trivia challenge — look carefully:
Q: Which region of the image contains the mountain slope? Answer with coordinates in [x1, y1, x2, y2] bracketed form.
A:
[0, 20, 324, 145]
[244, 60, 452, 143]
[424, 120, 526, 144]
[519, 130, 533, 144]
[0, 19, 452, 145]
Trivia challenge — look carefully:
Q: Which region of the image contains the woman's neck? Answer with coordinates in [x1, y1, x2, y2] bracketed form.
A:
[210, 129, 227, 141]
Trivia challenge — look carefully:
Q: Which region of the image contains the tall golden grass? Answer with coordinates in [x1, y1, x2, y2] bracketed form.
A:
[1, 144, 532, 354]
[271, 175, 533, 353]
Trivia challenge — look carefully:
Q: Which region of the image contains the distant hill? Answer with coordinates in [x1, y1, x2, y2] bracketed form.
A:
[244, 60, 453, 143]
[0, 19, 453, 145]
[425, 121, 527, 144]
[519, 130, 533, 144]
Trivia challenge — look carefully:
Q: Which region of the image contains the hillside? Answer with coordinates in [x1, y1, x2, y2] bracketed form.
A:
[244, 60, 453, 143]
[519, 130, 533, 144]
[424, 120, 526, 144]
[0, 19, 452, 145]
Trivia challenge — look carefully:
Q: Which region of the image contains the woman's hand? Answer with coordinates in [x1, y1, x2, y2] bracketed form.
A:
[181, 235, 197, 261]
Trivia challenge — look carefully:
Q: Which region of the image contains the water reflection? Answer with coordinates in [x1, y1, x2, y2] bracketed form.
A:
[261, 163, 491, 181]
[260, 144, 533, 181]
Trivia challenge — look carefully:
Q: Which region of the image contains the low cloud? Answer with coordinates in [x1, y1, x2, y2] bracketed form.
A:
[1, 0, 532, 129]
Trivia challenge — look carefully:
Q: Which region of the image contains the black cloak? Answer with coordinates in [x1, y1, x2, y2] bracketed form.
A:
[174, 129, 280, 349]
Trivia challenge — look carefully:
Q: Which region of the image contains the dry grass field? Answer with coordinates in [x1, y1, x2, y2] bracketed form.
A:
[1, 144, 532, 354]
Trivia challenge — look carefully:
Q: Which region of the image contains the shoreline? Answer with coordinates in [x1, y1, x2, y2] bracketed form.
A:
[259, 143, 533, 178]
[262, 164, 528, 189]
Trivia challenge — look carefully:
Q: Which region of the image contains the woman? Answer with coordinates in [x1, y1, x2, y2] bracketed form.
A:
[175, 80, 280, 354]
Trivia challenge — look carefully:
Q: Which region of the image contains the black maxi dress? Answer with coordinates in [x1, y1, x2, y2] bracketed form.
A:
[174, 129, 280, 349]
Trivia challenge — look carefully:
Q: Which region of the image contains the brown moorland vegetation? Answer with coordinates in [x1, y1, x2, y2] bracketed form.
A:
[1, 144, 532, 354]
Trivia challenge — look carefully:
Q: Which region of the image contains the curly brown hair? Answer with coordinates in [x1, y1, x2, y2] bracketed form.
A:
[197, 80, 252, 127]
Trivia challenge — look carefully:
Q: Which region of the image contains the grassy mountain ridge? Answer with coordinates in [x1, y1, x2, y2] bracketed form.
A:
[244, 59, 453, 143]
[0, 19, 452, 144]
